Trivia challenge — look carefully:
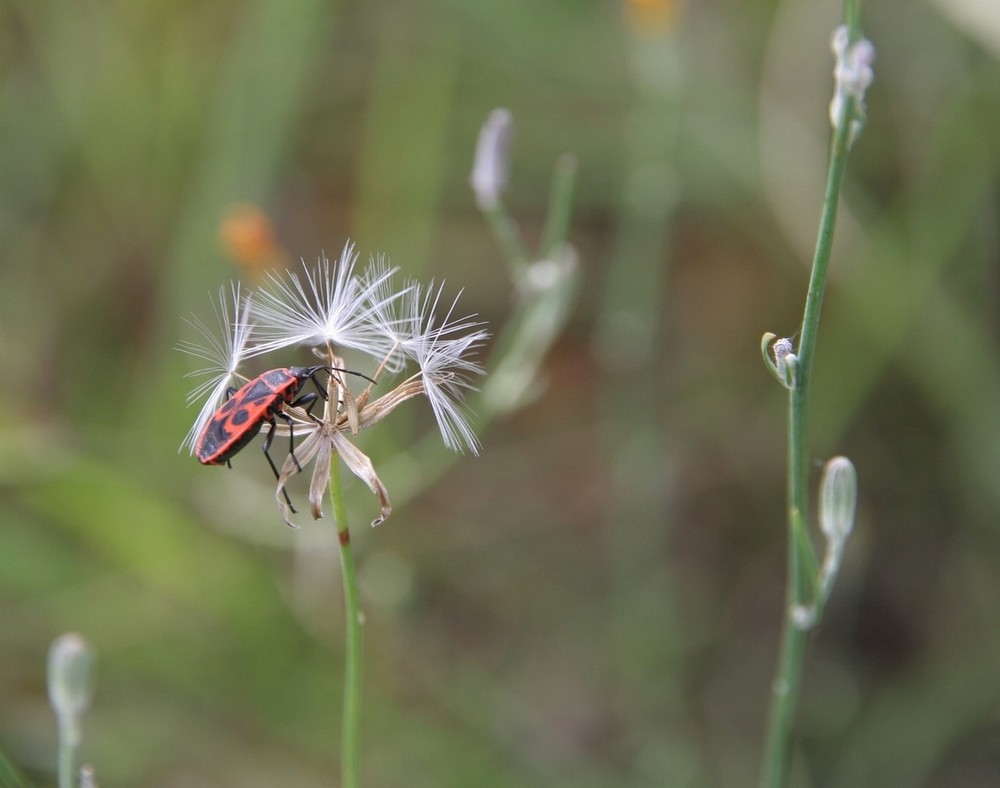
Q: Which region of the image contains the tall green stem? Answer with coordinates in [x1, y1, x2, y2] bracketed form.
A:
[0, 747, 27, 788]
[760, 3, 863, 785]
[482, 201, 531, 280]
[331, 457, 363, 788]
[57, 736, 73, 788]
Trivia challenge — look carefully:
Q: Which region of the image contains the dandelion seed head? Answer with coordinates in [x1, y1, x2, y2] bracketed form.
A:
[363, 257, 417, 373]
[178, 284, 254, 453]
[249, 243, 401, 359]
[398, 284, 488, 454]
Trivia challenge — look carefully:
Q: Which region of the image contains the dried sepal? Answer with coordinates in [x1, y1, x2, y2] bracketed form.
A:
[331, 432, 391, 527]
[345, 379, 426, 432]
[275, 381, 398, 528]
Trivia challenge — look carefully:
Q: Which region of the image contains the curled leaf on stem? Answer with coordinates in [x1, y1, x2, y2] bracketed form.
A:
[761, 333, 798, 389]
[818, 456, 858, 604]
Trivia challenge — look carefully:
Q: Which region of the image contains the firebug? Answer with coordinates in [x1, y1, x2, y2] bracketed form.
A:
[195, 365, 371, 511]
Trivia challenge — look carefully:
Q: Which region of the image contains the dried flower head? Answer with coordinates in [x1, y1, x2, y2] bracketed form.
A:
[181, 242, 488, 527]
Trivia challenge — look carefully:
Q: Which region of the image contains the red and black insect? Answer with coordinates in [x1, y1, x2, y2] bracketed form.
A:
[195, 365, 370, 511]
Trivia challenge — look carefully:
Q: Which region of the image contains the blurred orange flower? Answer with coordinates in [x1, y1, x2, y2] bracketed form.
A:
[219, 204, 286, 276]
[624, 0, 682, 34]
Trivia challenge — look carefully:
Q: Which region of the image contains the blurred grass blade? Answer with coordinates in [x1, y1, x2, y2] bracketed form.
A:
[0, 745, 31, 788]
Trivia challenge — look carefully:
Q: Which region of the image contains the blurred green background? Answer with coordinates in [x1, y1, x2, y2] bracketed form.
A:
[3, 0, 1000, 785]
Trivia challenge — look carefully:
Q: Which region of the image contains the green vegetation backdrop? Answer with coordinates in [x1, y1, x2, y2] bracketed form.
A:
[2, 1, 999, 785]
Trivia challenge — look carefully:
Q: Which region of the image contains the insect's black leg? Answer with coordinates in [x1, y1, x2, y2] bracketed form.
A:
[307, 372, 329, 401]
[274, 410, 305, 472]
[262, 419, 296, 512]
[291, 391, 321, 422]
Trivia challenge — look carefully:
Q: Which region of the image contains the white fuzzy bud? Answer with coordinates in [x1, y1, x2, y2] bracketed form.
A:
[773, 337, 797, 387]
[48, 633, 95, 747]
[470, 109, 513, 210]
[820, 456, 857, 544]
[818, 456, 858, 604]
[829, 25, 876, 142]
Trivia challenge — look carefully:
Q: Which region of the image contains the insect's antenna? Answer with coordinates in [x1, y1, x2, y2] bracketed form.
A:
[323, 366, 377, 387]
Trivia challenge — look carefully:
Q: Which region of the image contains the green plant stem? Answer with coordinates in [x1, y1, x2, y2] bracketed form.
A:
[539, 154, 578, 257]
[330, 458, 363, 788]
[483, 201, 531, 280]
[381, 155, 578, 503]
[56, 729, 73, 788]
[760, 5, 863, 785]
[0, 745, 29, 788]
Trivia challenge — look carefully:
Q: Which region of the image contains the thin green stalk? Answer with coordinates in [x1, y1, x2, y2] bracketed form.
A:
[57, 737, 73, 788]
[538, 154, 578, 257]
[330, 458, 363, 788]
[48, 634, 93, 788]
[0, 746, 29, 788]
[482, 201, 531, 280]
[761, 4, 864, 785]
